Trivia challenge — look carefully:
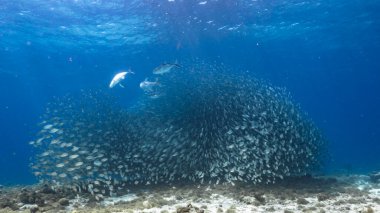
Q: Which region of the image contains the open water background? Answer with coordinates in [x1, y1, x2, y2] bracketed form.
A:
[0, 0, 379, 185]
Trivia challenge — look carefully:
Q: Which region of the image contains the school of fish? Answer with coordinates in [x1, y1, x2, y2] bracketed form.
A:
[29, 61, 327, 200]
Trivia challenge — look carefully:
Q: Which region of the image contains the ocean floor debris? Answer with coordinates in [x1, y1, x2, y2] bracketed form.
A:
[0, 174, 379, 213]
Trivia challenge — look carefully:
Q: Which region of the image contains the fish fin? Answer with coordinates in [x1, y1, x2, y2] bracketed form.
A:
[119, 84, 125, 88]
[127, 68, 135, 74]
[174, 59, 181, 68]
[174, 63, 181, 68]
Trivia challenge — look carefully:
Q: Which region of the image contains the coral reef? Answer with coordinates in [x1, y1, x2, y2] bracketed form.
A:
[0, 175, 379, 212]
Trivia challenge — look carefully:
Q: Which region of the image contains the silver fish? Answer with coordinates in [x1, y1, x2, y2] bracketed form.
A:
[153, 63, 180, 75]
[139, 78, 159, 92]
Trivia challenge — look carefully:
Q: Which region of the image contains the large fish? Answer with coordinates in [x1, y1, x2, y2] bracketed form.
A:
[139, 78, 159, 92]
[140, 78, 162, 99]
[109, 70, 134, 88]
[153, 63, 180, 75]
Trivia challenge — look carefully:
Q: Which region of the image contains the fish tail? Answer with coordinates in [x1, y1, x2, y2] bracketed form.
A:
[174, 59, 181, 68]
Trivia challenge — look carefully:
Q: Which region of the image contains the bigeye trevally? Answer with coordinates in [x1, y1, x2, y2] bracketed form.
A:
[153, 63, 180, 75]
[109, 70, 134, 88]
[139, 78, 159, 92]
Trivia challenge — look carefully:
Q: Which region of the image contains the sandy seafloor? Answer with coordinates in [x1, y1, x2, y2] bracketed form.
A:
[0, 174, 379, 213]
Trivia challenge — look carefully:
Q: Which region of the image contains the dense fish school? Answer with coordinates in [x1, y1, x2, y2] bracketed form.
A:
[30, 61, 327, 200]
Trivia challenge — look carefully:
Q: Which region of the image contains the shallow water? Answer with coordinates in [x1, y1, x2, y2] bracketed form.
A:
[0, 0, 379, 211]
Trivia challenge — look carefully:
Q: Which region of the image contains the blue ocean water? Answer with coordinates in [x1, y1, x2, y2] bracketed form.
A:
[0, 0, 379, 185]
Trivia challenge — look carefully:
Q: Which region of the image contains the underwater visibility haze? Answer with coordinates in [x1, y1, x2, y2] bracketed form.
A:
[0, 0, 380, 209]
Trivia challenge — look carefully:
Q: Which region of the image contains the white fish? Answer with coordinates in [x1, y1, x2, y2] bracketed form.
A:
[60, 153, 69, 158]
[139, 78, 159, 92]
[69, 154, 79, 159]
[43, 124, 53, 130]
[75, 161, 84, 167]
[94, 160, 102, 166]
[67, 167, 76, 172]
[153, 63, 180, 75]
[41, 151, 50, 157]
[109, 70, 134, 88]
[49, 128, 59, 133]
[59, 173, 67, 178]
